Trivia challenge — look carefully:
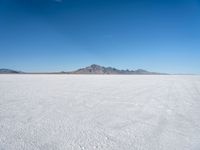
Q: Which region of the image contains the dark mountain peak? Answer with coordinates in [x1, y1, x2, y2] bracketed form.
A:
[75, 64, 105, 74]
[90, 64, 102, 68]
[86, 64, 104, 70]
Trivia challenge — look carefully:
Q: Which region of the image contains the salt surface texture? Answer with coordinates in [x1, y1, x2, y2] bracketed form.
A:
[0, 75, 200, 150]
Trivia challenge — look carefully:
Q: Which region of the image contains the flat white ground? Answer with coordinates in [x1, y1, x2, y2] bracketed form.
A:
[0, 75, 200, 150]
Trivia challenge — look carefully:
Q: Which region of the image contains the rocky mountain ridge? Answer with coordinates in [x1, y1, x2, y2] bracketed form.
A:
[69, 64, 163, 74]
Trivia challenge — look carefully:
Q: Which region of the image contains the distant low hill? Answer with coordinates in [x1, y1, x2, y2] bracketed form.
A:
[68, 64, 165, 75]
[0, 69, 21, 74]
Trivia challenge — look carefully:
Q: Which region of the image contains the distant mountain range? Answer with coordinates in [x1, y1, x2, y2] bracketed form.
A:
[0, 64, 166, 75]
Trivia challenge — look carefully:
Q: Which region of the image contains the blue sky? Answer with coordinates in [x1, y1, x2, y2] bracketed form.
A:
[0, 0, 200, 73]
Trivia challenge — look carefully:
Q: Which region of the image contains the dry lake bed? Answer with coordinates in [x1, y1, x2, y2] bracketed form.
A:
[0, 75, 200, 150]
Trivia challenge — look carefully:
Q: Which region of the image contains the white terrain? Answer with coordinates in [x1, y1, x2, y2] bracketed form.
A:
[0, 75, 200, 150]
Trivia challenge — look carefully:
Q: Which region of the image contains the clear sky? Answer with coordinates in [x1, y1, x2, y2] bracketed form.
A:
[0, 0, 200, 73]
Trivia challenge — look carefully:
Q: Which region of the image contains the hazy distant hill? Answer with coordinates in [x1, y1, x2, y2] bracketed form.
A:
[68, 64, 164, 75]
[0, 69, 21, 74]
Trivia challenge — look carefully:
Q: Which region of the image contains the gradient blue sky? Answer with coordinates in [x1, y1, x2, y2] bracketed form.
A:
[0, 0, 200, 73]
